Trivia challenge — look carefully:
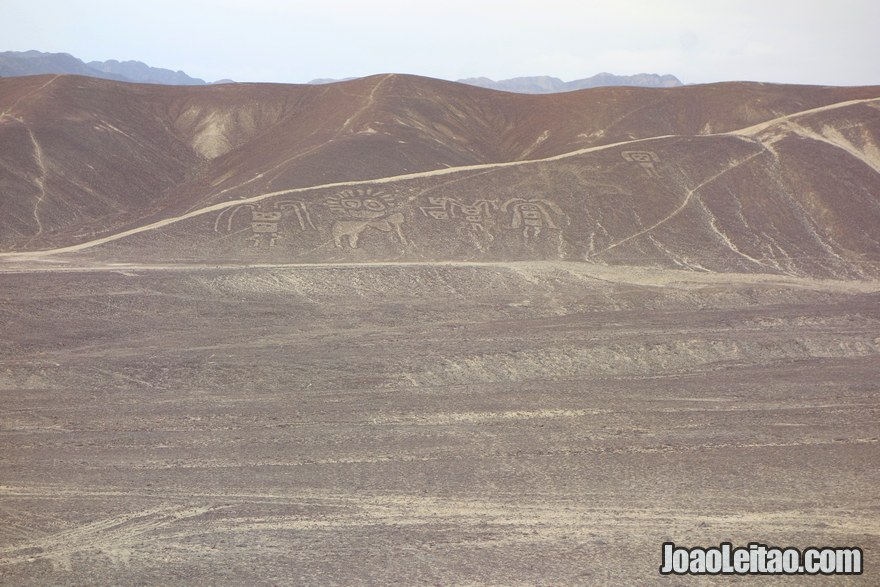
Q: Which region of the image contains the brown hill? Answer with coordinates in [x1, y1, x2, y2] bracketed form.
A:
[1, 74, 879, 277]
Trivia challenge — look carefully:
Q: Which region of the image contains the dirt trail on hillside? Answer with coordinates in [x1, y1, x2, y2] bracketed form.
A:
[1, 96, 877, 261]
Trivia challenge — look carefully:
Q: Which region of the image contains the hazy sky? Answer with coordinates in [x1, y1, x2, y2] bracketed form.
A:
[4, 0, 879, 86]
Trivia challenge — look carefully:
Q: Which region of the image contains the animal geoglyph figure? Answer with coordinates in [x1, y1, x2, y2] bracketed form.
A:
[325, 188, 407, 248]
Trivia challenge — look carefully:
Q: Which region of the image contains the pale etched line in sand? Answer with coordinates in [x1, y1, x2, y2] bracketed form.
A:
[0, 75, 60, 122]
[0, 135, 671, 259]
[0, 504, 69, 545]
[370, 408, 605, 425]
[23, 437, 878, 474]
[339, 74, 392, 135]
[646, 234, 712, 272]
[695, 197, 775, 270]
[1, 260, 879, 293]
[519, 129, 550, 158]
[780, 121, 880, 174]
[3, 94, 878, 261]
[25, 128, 48, 238]
[1, 486, 876, 536]
[756, 144, 867, 275]
[730, 97, 880, 137]
[194, 75, 395, 212]
[129, 492, 880, 546]
[0, 504, 213, 566]
[593, 150, 765, 257]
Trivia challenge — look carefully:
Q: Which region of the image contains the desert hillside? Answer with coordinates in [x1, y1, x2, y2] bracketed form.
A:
[1, 74, 879, 278]
[2, 73, 880, 585]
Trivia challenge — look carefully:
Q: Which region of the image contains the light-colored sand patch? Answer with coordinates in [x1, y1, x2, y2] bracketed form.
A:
[731, 97, 880, 137]
[371, 408, 601, 425]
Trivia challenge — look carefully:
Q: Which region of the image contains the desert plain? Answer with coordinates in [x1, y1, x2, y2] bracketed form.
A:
[0, 73, 878, 584]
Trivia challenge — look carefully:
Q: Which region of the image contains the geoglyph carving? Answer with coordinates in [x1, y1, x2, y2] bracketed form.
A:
[419, 196, 499, 239]
[214, 200, 315, 248]
[325, 188, 407, 248]
[622, 151, 662, 178]
[420, 195, 567, 241]
[501, 198, 565, 240]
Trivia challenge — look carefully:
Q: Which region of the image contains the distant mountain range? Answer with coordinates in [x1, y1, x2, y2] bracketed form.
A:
[310, 73, 682, 92]
[0, 50, 222, 85]
[2, 50, 680, 91]
[458, 73, 682, 93]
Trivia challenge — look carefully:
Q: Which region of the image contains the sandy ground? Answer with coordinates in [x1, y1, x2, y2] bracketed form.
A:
[1, 262, 878, 584]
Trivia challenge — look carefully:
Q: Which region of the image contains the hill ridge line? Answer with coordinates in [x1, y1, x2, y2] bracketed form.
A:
[2, 95, 878, 260]
[0, 74, 61, 122]
[730, 97, 880, 136]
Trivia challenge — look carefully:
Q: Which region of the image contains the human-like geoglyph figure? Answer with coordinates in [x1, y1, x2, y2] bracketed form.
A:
[501, 198, 565, 240]
[419, 196, 498, 239]
[214, 200, 315, 248]
[325, 188, 407, 248]
[621, 151, 662, 178]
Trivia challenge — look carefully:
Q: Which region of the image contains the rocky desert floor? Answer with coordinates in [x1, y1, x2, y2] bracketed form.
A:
[0, 261, 878, 585]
